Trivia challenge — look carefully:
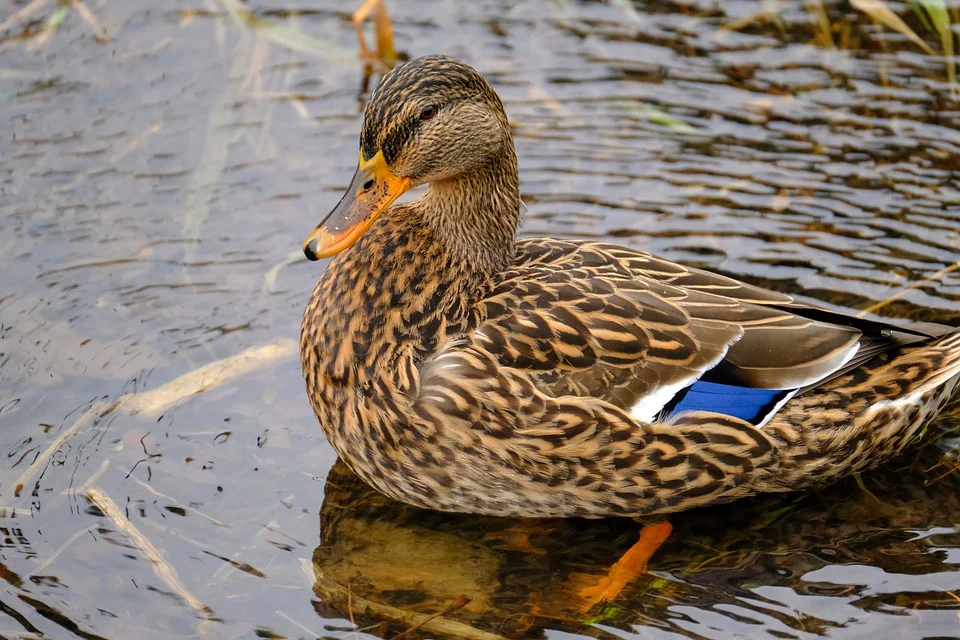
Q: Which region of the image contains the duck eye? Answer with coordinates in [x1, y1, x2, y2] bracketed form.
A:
[419, 105, 437, 120]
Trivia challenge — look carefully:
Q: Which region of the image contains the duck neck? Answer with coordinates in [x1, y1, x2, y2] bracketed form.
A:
[416, 143, 520, 276]
[301, 144, 521, 391]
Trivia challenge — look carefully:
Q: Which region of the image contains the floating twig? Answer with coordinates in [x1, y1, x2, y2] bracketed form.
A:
[264, 250, 305, 293]
[124, 338, 296, 417]
[13, 339, 296, 499]
[313, 570, 507, 640]
[70, 0, 108, 41]
[111, 122, 164, 163]
[127, 474, 229, 528]
[0, 0, 48, 35]
[26, 525, 97, 578]
[86, 487, 209, 613]
[391, 595, 471, 640]
[14, 399, 118, 497]
[857, 261, 960, 317]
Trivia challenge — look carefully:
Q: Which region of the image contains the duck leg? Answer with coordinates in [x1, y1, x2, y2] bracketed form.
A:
[352, 0, 397, 70]
[576, 521, 673, 612]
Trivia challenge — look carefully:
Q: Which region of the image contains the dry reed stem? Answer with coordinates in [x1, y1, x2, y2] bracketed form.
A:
[944, 590, 960, 625]
[722, 10, 774, 32]
[0, 631, 43, 639]
[202, 0, 226, 55]
[70, 0, 107, 40]
[315, 572, 507, 640]
[275, 610, 320, 637]
[12, 339, 295, 498]
[372, 0, 396, 64]
[111, 122, 164, 163]
[0, 0, 48, 35]
[26, 525, 97, 578]
[180, 31, 250, 256]
[13, 399, 117, 497]
[805, 0, 835, 48]
[127, 474, 229, 528]
[289, 98, 311, 119]
[86, 487, 208, 612]
[857, 261, 960, 317]
[74, 459, 111, 492]
[124, 338, 296, 417]
[391, 595, 471, 640]
[264, 249, 305, 293]
[925, 459, 960, 485]
[353, 0, 395, 70]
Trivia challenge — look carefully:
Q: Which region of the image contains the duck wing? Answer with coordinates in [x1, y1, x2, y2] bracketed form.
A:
[466, 238, 924, 426]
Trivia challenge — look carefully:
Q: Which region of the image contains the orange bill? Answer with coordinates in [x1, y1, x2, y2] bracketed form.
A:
[303, 150, 411, 260]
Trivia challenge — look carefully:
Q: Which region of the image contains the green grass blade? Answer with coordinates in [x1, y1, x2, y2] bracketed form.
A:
[642, 105, 696, 133]
[915, 0, 957, 94]
[851, 0, 937, 55]
[45, 3, 69, 32]
[257, 20, 352, 60]
[216, 0, 351, 60]
[907, 0, 936, 33]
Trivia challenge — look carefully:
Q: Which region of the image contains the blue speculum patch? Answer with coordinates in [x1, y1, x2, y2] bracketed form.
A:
[664, 380, 791, 425]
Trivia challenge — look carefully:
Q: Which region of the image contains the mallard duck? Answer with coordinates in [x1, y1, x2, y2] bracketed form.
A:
[299, 55, 960, 518]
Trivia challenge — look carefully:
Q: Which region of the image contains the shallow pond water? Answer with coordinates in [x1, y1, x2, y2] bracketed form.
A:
[1, 0, 959, 638]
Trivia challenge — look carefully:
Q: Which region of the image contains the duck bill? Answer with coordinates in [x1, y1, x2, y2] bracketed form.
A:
[303, 151, 412, 260]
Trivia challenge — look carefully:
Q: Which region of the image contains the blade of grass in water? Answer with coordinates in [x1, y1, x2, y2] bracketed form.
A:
[763, 0, 787, 37]
[0, 68, 34, 80]
[909, 1, 936, 33]
[45, 3, 69, 30]
[181, 28, 255, 253]
[911, 0, 957, 95]
[614, 101, 698, 133]
[644, 106, 696, 132]
[805, 0, 835, 49]
[27, 2, 69, 50]
[185, 1, 344, 249]
[261, 21, 352, 60]
[202, 0, 227, 56]
[850, 0, 937, 55]
[217, 0, 351, 60]
[263, 249, 305, 294]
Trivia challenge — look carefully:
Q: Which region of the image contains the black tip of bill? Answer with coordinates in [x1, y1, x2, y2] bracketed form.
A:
[303, 238, 320, 261]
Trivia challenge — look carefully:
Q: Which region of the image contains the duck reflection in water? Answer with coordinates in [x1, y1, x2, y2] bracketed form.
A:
[311, 436, 960, 640]
[312, 461, 673, 639]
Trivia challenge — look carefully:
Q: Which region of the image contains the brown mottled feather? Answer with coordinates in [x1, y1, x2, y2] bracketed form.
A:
[300, 56, 960, 517]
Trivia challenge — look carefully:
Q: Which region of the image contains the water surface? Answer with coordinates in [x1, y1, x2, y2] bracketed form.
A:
[1, 1, 959, 638]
